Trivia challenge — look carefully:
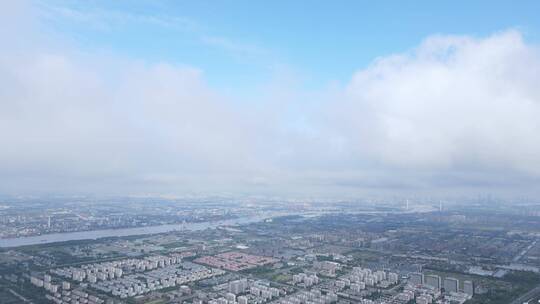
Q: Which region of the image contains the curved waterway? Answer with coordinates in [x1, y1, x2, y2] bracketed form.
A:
[0, 215, 271, 248]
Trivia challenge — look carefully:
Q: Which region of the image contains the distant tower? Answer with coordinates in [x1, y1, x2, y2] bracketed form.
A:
[439, 201, 443, 212]
[406, 199, 409, 211]
[47, 216, 51, 228]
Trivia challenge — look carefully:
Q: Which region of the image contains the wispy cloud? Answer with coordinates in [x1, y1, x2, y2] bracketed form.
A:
[200, 35, 269, 58]
[41, 5, 200, 32]
[37, 3, 270, 59]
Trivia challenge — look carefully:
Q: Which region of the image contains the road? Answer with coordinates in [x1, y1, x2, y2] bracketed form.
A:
[7, 288, 33, 303]
[510, 284, 540, 304]
[513, 239, 538, 263]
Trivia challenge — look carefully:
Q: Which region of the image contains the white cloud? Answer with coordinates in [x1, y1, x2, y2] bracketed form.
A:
[1, 2, 540, 197]
[0, 52, 265, 192]
[329, 30, 540, 179]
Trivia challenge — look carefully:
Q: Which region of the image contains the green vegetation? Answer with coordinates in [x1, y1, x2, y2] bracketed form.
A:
[420, 268, 540, 304]
[158, 285, 183, 293]
[315, 255, 336, 262]
[162, 241, 189, 249]
[272, 273, 290, 282]
[346, 249, 384, 265]
[0, 279, 51, 304]
[465, 271, 540, 304]
[288, 267, 304, 274]
[241, 265, 274, 275]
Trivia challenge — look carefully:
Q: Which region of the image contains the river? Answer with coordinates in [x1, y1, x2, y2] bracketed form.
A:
[0, 214, 272, 248]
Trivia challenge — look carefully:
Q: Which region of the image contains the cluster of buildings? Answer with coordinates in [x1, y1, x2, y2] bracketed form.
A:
[273, 289, 338, 304]
[407, 272, 474, 304]
[288, 264, 413, 304]
[341, 267, 399, 290]
[50, 255, 183, 282]
[248, 281, 282, 301]
[228, 278, 249, 294]
[44, 289, 104, 304]
[194, 251, 278, 271]
[292, 273, 320, 287]
[30, 274, 104, 304]
[313, 261, 341, 277]
[204, 279, 282, 304]
[30, 254, 227, 302]
[339, 290, 415, 304]
[92, 261, 222, 298]
[30, 274, 62, 293]
[291, 266, 401, 303]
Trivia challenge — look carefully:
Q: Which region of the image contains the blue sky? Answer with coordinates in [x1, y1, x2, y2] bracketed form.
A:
[38, 0, 540, 92]
[2, 1, 540, 197]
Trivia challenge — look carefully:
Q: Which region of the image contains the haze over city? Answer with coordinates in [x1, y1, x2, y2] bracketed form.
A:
[2, 1, 540, 198]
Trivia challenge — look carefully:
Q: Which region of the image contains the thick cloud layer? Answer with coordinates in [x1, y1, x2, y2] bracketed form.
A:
[335, 32, 540, 174]
[1, 3, 540, 197]
[323, 31, 540, 193]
